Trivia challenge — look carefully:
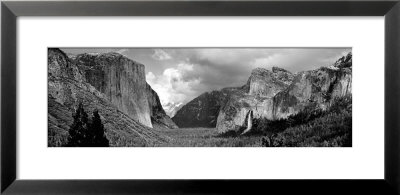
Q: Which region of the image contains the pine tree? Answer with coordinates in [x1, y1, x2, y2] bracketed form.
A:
[89, 110, 109, 147]
[67, 103, 109, 147]
[67, 103, 89, 146]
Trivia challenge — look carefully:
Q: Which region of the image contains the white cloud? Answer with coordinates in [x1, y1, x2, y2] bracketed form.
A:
[146, 63, 200, 107]
[146, 71, 156, 82]
[145, 48, 351, 108]
[151, 49, 172, 61]
[194, 48, 267, 66]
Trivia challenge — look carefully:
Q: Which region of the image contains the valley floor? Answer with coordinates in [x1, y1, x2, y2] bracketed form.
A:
[152, 128, 263, 147]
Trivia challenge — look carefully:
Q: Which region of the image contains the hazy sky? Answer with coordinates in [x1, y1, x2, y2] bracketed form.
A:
[61, 48, 351, 106]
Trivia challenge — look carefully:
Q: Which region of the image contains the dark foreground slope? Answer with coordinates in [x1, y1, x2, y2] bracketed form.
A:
[255, 96, 352, 147]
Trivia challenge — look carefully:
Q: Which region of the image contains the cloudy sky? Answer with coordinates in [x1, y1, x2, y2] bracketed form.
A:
[61, 48, 351, 107]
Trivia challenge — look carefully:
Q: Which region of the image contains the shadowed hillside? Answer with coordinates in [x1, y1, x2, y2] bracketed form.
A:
[48, 48, 172, 146]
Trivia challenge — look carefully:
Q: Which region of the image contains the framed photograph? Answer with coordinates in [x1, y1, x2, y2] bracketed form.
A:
[2, 0, 400, 194]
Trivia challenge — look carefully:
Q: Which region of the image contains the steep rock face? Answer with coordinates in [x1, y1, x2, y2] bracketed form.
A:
[216, 94, 275, 133]
[48, 48, 169, 147]
[146, 84, 179, 129]
[216, 53, 352, 133]
[243, 67, 294, 97]
[74, 53, 177, 129]
[216, 67, 293, 133]
[74, 53, 152, 127]
[273, 53, 352, 119]
[172, 87, 239, 128]
[173, 67, 294, 130]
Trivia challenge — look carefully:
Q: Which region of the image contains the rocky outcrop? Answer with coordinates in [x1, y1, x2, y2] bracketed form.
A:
[74, 53, 152, 127]
[272, 64, 352, 119]
[173, 67, 294, 131]
[243, 67, 294, 97]
[73, 52, 177, 129]
[216, 53, 352, 133]
[216, 67, 294, 133]
[172, 87, 239, 128]
[216, 94, 275, 133]
[48, 48, 172, 147]
[172, 53, 352, 134]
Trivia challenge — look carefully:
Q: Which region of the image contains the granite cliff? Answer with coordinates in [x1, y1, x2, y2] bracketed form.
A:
[146, 84, 179, 129]
[73, 52, 152, 127]
[272, 62, 352, 119]
[74, 53, 177, 128]
[48, 48, 176, 146]
[172, 53, 352, 134]
[73, 52, 177, 129]
[243, 67, 294, 98]
[218, 53, 352, 133]
[216, 67, 295, 133]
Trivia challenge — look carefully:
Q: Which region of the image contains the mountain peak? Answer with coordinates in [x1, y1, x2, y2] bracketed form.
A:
[272, 66, 291, 73]
[251, 67, 270, 74]
[245, 66, 294, 98]
[251, 66, 291, 75]
[334, 52, 352, 68]
[162, 102, 184, 117]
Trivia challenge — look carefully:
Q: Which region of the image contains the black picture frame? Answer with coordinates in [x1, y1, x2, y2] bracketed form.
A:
[1, 0, 399, 194]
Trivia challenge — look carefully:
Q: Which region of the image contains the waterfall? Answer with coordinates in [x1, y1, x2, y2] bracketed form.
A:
[241, 110, 253, 135]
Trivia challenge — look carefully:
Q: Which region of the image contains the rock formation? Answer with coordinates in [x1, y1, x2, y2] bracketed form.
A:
[272, 63, 352, 119]
[146, 84, 179, 129]
[216, 67, 294, 133]
[217, 53, 352, 133]
[48, 48, 175, 147]
[73, 52, 177, 129]
[243, 67, 294, 98]
[172, 52, 352, 134]
[73, 53, 152, 127]
[174, 67, 294, 130]
[172, 87, 239, 128]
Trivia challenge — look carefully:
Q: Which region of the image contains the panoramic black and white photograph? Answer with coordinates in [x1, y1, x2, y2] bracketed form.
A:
[48, 48, 352, 147]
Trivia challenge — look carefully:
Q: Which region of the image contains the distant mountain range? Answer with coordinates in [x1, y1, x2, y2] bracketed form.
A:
[163, 102, 184, 117]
